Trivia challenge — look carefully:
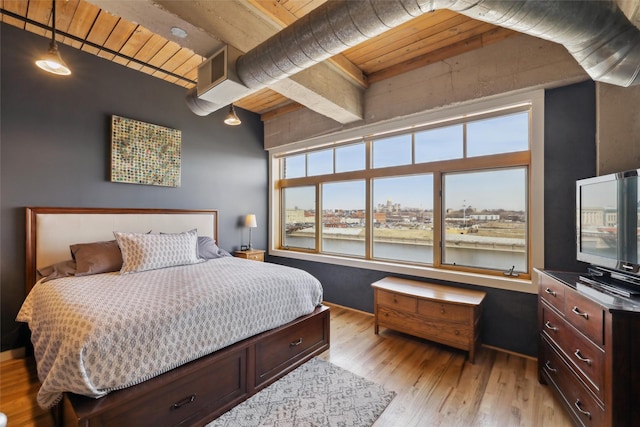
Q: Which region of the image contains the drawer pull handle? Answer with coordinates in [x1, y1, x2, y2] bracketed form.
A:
[172, 394, 196, 410]
[290, 338, 303, 347]
[574, 349, 592, 366]
[544, 321, 558, 332]
[574, 399, 592, 419]
[544, 361, 557, 373]
[571, 306, 589, 319]
[544, 288, 557, 297]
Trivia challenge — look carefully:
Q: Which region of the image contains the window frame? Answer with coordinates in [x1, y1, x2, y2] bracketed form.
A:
[268, 90, 544, 294]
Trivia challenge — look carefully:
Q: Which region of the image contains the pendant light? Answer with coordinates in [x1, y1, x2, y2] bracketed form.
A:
[224, 104, 241, 126]
[35, 0, 72, 76]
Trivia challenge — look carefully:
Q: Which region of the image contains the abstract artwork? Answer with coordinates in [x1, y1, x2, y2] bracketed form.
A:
[110, 115, 181, 187]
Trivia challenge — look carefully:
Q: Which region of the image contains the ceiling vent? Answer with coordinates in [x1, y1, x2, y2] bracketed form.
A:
[187, 45, 252, 115]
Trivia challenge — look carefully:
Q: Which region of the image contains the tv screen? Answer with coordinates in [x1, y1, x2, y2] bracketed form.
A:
[577, 170, 640, 279]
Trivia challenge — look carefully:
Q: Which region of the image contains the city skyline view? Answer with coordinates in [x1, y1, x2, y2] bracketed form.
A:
[282, 111, 529, 213]
[285, 167, 527, 213]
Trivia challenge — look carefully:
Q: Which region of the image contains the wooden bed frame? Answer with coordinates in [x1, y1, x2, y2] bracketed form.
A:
[25, 207, 330, 427]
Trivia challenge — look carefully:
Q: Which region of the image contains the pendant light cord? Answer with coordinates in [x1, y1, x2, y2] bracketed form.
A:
[51, 0, 56, 43]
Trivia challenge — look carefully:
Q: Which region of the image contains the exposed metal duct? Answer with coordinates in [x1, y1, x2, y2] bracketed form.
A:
[187, 0, 431, 116]
[236, 0, 431, 89]
[187, 0, 640, 116]
[434, 0, 640, 87]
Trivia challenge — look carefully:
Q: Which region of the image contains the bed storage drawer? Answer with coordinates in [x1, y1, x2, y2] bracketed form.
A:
[59, 306, 330, 427]
[65, 347, 248, 427]
[255, 308, 330, 387]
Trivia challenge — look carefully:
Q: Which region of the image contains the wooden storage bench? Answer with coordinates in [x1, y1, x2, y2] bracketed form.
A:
[372, 276, 486, 363]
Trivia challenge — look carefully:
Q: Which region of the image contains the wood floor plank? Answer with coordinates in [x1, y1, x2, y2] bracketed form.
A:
[0, 303, 572, 426]
[318, 303, 572, 427]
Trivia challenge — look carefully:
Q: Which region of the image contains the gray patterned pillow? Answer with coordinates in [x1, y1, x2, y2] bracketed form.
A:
[114, 229, 202, 274]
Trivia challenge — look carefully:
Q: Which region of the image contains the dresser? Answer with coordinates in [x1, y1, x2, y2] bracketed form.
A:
[537, 269, 640, 426]
[372, 276, 486, 363]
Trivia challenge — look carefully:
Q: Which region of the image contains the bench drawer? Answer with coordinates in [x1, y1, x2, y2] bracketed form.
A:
[377, 290, 417, 312]
[418, 300, 470, 323]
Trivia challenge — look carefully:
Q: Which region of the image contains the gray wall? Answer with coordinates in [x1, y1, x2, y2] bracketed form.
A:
[269, 80, 597, 357]
[1, 23, 598, 358]
[0, 24, 267, 351]
[544, 80, 597, 271]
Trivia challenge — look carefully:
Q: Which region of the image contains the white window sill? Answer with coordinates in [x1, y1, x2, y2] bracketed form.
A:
[268, 249, 536, 294]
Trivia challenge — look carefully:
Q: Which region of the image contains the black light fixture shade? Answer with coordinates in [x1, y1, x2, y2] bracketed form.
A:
[35, 0, 71, 76]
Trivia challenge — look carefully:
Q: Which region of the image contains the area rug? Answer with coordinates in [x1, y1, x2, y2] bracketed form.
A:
[207, 357, 396, 427]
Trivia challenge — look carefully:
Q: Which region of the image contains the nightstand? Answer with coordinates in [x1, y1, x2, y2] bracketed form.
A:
[234, 249, 265, 262]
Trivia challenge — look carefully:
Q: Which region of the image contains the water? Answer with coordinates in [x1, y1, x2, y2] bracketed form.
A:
[284, 236, 527, 272]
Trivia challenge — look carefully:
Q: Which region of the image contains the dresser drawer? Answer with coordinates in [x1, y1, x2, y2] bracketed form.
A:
[418, 300, 470, 323]
[255, 310, 328, 387]
[377, 290, 417, 312]
[539, 273, 566, 313]
[564, 289, 604, 346]
[541, 304, 605, 400]
[541, 337, 605, 427]
[87, 348, 248, 426]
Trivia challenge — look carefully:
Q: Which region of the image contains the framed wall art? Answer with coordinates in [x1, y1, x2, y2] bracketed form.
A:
[110, 115, 181, 187]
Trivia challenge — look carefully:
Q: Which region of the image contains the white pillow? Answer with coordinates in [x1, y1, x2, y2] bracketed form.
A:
[114, 229, 202, 274]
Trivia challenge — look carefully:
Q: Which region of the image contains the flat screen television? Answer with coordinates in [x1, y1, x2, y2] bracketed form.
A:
[576, 169, 640, 297]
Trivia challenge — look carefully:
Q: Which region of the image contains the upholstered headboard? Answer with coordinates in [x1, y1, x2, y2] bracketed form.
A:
[25, 207, 219, 293]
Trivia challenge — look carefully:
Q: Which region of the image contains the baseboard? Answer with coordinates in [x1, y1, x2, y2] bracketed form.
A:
[481, 343, 536, 361]
[322, 301, 373, 317]
[323, 301, 536, 361]
[0, 347, 25, 362]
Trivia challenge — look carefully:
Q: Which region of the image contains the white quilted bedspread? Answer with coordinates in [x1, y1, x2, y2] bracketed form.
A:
[17, 257, 323, 409]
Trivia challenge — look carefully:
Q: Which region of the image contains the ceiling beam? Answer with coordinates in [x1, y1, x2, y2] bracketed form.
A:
[139, 0, 364, 123]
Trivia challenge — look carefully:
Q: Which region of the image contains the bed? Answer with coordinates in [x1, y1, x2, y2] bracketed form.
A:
[18, 207, 330, 427]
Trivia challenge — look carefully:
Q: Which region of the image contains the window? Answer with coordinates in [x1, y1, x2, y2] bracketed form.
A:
[336, 142, 365, 173]
[373, 174, 434, 264]
[415, 125, 463, 163]
[283, 154, 305, 178]
[308, 149, 333, 176]
[322, 180, 366, 257]
[467, 111, 529, 157]
[282, 186, 316, 250]
[372, 134, 411, 168]
[442, 167, 528, 274]
[272, 100, 535, 280]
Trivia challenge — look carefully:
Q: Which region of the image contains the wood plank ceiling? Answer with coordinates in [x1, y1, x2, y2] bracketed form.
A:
[0, 0, 516, 120]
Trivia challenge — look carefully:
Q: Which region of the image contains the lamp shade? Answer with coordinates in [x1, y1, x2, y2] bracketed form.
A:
[245, 214, 257, 228]
[35, 41, 72, 76]
[224, 104, 241, 126]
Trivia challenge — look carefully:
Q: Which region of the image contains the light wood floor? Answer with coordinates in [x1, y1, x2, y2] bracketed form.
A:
[0, 304, 571, 427]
